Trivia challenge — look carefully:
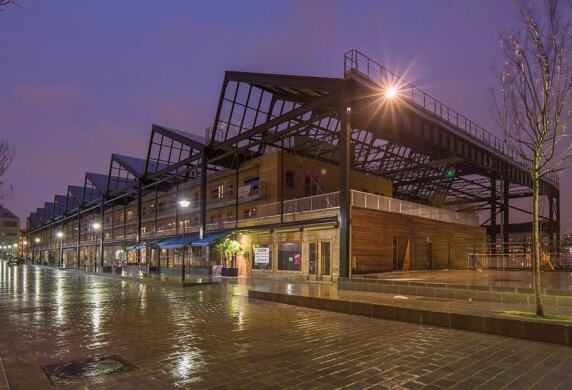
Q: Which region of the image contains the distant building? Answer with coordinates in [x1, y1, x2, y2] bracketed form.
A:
[0, 206, 20, 248]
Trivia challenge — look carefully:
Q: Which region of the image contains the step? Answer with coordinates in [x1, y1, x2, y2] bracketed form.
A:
[248, 289, 572, 346]
[338, 277, 572, 308]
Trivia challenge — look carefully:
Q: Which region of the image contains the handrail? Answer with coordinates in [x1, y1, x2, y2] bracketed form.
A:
[343, 49, 559, 186]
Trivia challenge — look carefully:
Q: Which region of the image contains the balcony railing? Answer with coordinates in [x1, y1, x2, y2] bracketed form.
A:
[351, 190, 479, 226]
[38, 191, 478, 248]
[344, 49, 559, 186]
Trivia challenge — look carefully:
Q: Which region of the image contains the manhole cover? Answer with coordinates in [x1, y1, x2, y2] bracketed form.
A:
[42, 355, 137, 385]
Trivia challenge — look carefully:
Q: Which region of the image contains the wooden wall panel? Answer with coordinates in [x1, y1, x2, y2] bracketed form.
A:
[351, 208, 486, 274]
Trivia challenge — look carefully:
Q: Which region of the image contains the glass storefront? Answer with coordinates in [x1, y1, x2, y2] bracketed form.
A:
[278, 242, 301, 271]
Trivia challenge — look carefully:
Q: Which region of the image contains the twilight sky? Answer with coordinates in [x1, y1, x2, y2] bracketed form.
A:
[0, 0, 570, 232]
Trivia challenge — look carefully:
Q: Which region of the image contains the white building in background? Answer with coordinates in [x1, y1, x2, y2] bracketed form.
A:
[0, 206, 20, 248]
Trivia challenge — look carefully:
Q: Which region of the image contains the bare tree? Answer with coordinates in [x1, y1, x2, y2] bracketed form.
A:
[494, 0, 572, 316]
[0, 141, 15, 202]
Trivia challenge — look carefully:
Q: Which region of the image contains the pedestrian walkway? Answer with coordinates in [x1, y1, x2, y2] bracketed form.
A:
[35, 263, 572, 345]
[2, 261, 572, 389]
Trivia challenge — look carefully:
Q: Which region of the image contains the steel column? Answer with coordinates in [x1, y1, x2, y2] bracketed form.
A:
[502, 176, 510, 253]
[556, 191, 561, 248]
[200, 153, 207, 239]
[99, 198, 105, 269]
[339, 105, 351, 278]
[136, 182, 142, 264]
[76, 209, 81, 269]
[490, 170, 497, 250]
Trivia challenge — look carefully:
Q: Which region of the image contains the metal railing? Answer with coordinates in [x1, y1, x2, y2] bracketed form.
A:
[351, 190, 479, 226]
[467, 242, 572, 270]
[343, 49, 559, 186]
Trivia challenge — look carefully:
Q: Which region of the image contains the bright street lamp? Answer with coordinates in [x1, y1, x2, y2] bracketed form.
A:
[92, 222, 101, 230]
[56, 231, 64, 239]
[385, 86, 398, 99]
[178, 199, 191, 282]
[34, 238, 40, 243]
[178, 199, 191, 208]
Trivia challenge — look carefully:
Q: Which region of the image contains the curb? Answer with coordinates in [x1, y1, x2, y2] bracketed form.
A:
[248, 290, 572, 346]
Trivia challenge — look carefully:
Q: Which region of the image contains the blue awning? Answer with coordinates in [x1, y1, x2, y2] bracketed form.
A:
[191, 232, 227, 247]
[126, 238, 162, 250]
[158, 234, 199, 249]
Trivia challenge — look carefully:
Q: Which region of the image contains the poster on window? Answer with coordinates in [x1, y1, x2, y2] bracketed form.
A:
[254, 246, 270, 264]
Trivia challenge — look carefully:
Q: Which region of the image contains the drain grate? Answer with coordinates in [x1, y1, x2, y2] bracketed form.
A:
[42, 355, 137, 385]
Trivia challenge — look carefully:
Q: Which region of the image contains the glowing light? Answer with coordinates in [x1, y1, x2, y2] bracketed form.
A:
[34, 238, 40, 243]
[385, 86, 398, 99]
[178, 199, 191, 208]
[92, 222, 101, 230]
[445, 169, 457, 179]
[56, 231, 64, 239]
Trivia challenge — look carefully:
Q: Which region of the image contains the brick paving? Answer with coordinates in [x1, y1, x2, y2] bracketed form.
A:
[1, 263, 572, 389]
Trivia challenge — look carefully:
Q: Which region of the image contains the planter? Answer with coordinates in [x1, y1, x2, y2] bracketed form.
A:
[102, 266, 113, 273]
[222, 267, 238, 277]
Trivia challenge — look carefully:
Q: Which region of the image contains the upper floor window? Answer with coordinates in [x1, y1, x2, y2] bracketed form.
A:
[243, 176, 260, 191]
[210, 185, 224, 200]
[304, 176, 319, 197]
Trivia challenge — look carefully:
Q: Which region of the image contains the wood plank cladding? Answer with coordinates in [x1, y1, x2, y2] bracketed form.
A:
[351, 208, 486, 274]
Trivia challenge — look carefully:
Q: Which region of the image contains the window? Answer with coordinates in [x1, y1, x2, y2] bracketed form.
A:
[210, 185, 224, 200]
[278, 242, 302, 271]
[227, 182, 235, 196]
[252, 244, 272, 270]
[2, 221, 17, 228]
[243, 176, 260, 191]
[304, 176, 319, 196]
[285, 171, 295, 188]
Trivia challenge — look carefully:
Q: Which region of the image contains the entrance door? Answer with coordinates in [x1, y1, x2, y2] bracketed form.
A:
[309, 243, 318, 275]
[320, 242, 331, 276]
[393, 236, 408, 271]
[308, 242, 331, 279]
[426, 242, 433, 270]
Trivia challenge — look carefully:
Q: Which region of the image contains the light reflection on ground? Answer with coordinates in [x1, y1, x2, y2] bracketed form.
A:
[0, 262, 572, 389]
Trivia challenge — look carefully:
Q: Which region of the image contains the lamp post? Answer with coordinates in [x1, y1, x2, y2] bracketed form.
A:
[92, 222, 101, 271]
[56, 231, 64, 268]
[178, 199, 191, 282]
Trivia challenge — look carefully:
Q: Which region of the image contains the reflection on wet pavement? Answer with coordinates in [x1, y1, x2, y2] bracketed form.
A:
[1, 262, 572, 389]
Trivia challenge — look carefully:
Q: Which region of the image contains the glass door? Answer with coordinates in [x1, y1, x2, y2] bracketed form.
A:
[309, 243, 318, 275]
[320, 242, 331, 276]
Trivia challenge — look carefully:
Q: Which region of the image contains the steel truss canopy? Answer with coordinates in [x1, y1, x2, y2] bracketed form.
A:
[26, 50, 559, 236]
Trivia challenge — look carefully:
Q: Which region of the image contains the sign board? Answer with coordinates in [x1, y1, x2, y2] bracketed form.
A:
[254, 246, 270, 264]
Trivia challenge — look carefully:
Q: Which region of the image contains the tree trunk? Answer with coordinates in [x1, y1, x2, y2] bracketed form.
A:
[532, 172, 544, 316]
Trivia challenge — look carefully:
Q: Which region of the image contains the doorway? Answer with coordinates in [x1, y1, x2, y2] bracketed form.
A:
[308, 241, 331, 279]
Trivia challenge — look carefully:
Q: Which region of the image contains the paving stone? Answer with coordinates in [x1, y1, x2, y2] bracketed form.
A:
[1, 263, 572, 389]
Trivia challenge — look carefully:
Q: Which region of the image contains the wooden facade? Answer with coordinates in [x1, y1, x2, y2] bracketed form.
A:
[351, 208, 486, 274]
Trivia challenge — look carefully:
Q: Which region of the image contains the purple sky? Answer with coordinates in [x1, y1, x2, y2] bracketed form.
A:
[1, 0, 570, 232]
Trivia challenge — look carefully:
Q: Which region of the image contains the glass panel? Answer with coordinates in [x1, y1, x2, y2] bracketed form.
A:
[309, 243, 318, 275]
[252, 244, 272, 270]
[320, 242, 331, 276]
[278, 242, 301, 271]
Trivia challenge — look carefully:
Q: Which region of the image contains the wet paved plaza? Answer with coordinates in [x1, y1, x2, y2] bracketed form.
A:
[1, 263, 572, 389]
